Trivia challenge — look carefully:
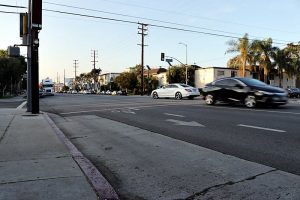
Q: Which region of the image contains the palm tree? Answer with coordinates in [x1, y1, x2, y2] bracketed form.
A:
[226, 34, 252, 77]
[285, 43, 300, 78]
[252, 38, 275, 83]
[271, 47, 290, 87]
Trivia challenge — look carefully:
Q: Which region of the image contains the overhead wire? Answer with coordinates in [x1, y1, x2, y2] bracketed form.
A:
[0, 3, 296, 45]
[42, 8, 291, 45]
[43, 1, 293, 43]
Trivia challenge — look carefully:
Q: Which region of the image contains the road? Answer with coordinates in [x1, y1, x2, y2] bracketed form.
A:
[39, 94, 300, 199]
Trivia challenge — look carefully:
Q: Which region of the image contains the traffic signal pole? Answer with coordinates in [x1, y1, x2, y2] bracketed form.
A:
[27, 0, 42, 114]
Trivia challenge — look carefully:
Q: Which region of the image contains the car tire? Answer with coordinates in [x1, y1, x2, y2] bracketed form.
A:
[152, 92, 159, 99]
[244, 95, 256, 108]
[175, 92, 182, 100]
[205, 94, 215, 105]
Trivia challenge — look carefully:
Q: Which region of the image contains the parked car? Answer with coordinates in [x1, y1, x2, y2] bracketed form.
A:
[202, 77, 288, 108]
[117, 90, 127, 96]
[287, 88, 300, 98]
[151, 83, 200, 100]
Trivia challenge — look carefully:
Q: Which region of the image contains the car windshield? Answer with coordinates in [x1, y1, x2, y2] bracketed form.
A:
[239, 78, 267, 87]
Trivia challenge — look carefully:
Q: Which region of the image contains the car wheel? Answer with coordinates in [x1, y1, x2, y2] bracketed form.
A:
[175, 92, 182, 100]
[152, 92, 159, 99]
[244, 95, 256, 108]
[205, 94, 215, 105]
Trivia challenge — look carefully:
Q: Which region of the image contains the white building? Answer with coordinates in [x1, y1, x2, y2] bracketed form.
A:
[269, 74, 296, 89]
[195, 67, 252, 89]
[99, 73, 120, 86]
[194, 66, 296, 89]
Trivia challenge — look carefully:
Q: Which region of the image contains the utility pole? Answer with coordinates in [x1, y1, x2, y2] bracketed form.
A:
[26, 0, 42, 114]
[138, 23, 148, 96]
[179, 42, 188, 84]
[91, 50, 98, 91]
[73, 60, 78, 91]
[63, 69, 65, 86]
[73, 59, 78, 80]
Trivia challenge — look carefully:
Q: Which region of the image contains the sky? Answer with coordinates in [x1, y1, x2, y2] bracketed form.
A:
[1, 0, 300, 82]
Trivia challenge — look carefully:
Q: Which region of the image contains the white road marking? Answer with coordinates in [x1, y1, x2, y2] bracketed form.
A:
[122, 109, 136, 114]
[166, 119, 205, 127]
[237, 124, 286, 133]
[164, 113, 185, 118]
[60, 104, 179, 115]
[16, 101, 27, 110]
[192, 104, 300, 115]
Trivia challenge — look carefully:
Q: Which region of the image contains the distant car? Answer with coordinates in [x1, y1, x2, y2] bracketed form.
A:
[106, 90, 112, 95]
[151, 83, 200, 100]
[287, 88, 300, 98]
[202, 77, 288, 108]
[117, 90, 127, 96]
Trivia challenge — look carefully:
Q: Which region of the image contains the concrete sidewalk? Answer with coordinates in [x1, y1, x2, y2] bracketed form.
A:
[0, 108, 118, 200]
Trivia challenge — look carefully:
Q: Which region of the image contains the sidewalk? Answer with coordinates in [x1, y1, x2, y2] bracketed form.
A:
[0, 107, 118, 200]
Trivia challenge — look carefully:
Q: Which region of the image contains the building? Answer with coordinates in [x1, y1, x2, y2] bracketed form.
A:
[195, 67, 252, 89]
[194, 66, 297, 89]
[145, 67, 167, 86]
[99, 73, 121, 86]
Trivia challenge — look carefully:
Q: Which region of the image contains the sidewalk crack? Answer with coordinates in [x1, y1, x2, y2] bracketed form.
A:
[0, 115, 15, 144]
[185, 169, 277, 199]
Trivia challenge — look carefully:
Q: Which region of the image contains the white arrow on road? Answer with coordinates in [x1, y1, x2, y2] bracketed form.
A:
[166, 119, 205, 127]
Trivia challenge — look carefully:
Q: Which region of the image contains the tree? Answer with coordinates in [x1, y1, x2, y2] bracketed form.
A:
[115, 72, 138, 94]
[226, 33, 252, 77]
[271, 47, 291, 87]
[0, 51, 27, 97]
[252, 38, 275, 83]
[284, 43, 300, 78]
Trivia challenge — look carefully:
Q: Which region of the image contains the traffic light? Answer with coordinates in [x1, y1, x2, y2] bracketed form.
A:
[161, 53, 165, 61]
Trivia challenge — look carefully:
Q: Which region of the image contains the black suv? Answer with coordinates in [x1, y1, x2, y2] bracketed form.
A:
[202, 77, 288, 108]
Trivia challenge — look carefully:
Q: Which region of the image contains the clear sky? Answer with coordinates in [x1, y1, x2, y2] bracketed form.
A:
[1, 0, 299, 82]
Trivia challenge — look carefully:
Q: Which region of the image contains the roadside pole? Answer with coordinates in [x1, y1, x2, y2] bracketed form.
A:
[27, 0, 42, 114]
[26, 0, 32, 112]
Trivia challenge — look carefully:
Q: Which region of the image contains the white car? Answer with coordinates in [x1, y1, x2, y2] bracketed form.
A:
[151, 83, 200, 100]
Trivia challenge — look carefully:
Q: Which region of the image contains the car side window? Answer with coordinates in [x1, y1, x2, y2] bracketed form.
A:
[227, 79, 239, 86]
[214, 79, 229, 86]
[171, 85, 179, 88]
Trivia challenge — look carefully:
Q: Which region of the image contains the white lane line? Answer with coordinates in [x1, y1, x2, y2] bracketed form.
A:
[166, 119, 205, 127]
[16, 101, 27, 110]
[192, 104, 300, 115]
[237, 124, 286, 133]
[164, 113, 185, 118]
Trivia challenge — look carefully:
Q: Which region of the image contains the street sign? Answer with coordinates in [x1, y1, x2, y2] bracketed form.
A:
[166, 58, 173, 63]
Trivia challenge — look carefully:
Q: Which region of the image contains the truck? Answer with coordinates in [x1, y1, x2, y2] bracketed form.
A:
[41, 78, 54, 96]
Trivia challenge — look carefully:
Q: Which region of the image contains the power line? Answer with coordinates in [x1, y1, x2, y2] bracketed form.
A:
[97, 0, 300, 36]
[42, 8, 291, 45]
[0, 10, 21, 14]
[1, 3, 296, 45]
[0, 4, 26, 9]
[43, 1, 293, 43]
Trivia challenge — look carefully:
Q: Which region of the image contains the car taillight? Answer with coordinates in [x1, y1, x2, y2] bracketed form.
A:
[185, 89, 192, 92]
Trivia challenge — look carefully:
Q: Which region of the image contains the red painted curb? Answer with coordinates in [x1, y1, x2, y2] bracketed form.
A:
[43, 113, 119, 200]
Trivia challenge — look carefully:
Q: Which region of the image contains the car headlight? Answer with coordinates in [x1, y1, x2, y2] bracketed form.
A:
[254, 90, 274, 96]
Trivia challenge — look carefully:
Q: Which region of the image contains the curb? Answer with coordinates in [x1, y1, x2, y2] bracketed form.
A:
[43, 113, 120, 200]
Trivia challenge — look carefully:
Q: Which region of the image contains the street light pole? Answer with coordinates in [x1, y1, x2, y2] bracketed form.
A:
[179, 42, 188, 84]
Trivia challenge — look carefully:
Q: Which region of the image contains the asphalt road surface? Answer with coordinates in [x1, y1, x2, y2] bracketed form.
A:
[40, 94, 300, 177]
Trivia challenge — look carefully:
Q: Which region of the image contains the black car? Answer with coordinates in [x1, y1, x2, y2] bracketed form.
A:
[202, 77, 288, 108]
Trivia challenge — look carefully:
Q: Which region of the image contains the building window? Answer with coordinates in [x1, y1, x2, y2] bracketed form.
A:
[231, 71, 237, 77]
[217, 70, 225, 76]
